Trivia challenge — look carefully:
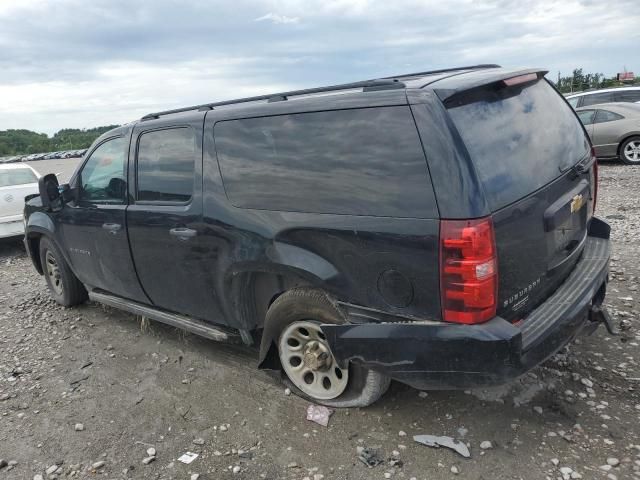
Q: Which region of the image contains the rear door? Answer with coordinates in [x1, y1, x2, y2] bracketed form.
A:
[591, 109, 625, 157]
[576, 109, 595, 140]
[445, 78, 595, 321]
[126, 115, 218, 321]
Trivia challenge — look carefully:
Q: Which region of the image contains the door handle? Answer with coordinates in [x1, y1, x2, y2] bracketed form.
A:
[169, 227, 197, 240]
[102, 223, 122, 235]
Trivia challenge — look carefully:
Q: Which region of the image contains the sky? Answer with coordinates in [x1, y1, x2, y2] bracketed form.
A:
[0, 0, 638, 135]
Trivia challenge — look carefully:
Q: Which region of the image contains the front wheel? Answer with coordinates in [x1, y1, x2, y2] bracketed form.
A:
[620, 136, 640, 165]
[39, 237, 88, 307]
[269, 289, 390, 408]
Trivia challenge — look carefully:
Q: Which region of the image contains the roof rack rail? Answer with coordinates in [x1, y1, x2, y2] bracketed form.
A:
[141, 64, 500, 121]
[381, 64, 500, 81]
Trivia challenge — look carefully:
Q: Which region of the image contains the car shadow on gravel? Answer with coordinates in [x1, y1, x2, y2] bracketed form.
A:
[0, 236, 26, 257]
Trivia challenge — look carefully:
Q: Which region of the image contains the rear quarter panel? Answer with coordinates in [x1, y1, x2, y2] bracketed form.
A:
[201, 96, 443, 326]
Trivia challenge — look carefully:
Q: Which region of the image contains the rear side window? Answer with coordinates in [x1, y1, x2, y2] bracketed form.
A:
[616, 90, 640, 103]
[136, 128, 196, 203]
[581, 91, 615, 106]
[447, 80, 590, 209]
[594, 110, 624, 123]
[0, 168, 37, 187]
[214, 106, 435, 217]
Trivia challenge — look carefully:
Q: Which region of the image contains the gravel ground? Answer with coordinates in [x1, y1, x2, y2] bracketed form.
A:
[1, 163, 639, 480]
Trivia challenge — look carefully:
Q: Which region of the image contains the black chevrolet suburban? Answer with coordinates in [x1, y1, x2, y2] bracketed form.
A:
[24, 65, 612, 407]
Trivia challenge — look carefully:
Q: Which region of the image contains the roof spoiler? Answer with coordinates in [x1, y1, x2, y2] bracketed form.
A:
[434, 68, 549, 107]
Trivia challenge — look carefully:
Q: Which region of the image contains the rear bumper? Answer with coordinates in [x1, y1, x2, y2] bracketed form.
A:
[322, 219, 611, 390]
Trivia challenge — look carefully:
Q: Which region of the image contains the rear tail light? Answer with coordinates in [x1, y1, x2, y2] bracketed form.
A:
[440, 217, 498, 324]
[502, 73, 539, 87]
[591, 146, 598, 214]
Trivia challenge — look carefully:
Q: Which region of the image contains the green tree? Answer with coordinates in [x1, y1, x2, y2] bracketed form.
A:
[0, 125, 119, 156]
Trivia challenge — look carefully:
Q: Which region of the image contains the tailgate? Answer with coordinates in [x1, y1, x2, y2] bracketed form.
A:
[445, 76, 595, 321]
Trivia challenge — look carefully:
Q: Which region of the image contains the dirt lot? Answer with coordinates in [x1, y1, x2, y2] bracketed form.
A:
[1, 163, 639, 480]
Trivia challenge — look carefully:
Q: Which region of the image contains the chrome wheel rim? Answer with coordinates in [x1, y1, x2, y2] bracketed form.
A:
[279, 321, 348, 400]
[45, 250, 63, 296]
[624, 140, 640, 163]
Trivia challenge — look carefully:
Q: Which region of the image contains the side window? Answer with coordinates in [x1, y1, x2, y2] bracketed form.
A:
[136, 128, 196, 203]
[79, 137, 127, 204]
[581, 92, 615, 107]
[567, 97, 580, 108]
[594, 110, 624, 124]
[577, 110, 595, 125]
[214, 106, 435, 217]
[616, 90, 640, 103]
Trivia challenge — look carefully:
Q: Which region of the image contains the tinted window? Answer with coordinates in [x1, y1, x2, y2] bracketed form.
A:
[215, 106, 435, 217]
[594, 109, 624, 124]
[137, 128, 196, 203]
[567, 97, 580, 108]
[577, 110, 595, 125]
[447, 80, 590, 209]
[0, 168, 37, 187]
[616, 90, 640, 103]
[581, 91, 615, 106]
[79, 137, 127, 204]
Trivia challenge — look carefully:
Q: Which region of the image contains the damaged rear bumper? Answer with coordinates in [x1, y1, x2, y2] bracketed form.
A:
[321, 219, 611, 390]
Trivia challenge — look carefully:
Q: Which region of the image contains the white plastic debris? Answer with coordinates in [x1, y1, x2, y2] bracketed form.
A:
[413, 435, 471, 458]
[306, 404, 333, 427]
[177, 452, 199, 464]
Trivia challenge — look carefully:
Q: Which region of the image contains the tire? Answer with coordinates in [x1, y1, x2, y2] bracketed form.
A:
[620, 136, 640, 165]
[39, 236, 88, 307]
[268, 288, 390, 408]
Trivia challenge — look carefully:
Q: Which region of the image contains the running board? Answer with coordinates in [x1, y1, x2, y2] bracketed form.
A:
[88, 290, 239, 343]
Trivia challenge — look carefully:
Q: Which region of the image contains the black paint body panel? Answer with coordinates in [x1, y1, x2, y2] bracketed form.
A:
[22, 66, 611, 391]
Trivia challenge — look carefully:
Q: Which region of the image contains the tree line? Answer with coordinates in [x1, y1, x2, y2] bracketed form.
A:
[0, 125, 119, 156]
[555, 68, 639, 94]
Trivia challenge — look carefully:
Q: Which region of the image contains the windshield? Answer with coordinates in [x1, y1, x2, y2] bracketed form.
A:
[0, 168, 38, 187]
[447, 80, 590, 210]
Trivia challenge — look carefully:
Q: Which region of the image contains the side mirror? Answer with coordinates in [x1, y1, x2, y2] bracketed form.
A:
[38, 173, 64, 211]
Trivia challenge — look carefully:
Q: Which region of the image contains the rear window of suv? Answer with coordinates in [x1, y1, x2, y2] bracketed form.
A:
[214, 106, 436, 217]
[447, 80, 590, 210]
[0, 168, 37, 187]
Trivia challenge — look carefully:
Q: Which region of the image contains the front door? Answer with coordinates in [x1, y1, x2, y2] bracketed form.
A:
[60, 133, 148, 302]
[126, 116, 217, 321]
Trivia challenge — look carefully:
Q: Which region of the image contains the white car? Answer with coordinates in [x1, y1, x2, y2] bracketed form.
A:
[566, 86, 640, 109]
[0, 164, 41, 238]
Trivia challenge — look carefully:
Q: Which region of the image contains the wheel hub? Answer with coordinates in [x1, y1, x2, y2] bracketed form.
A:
[278, 320, 349, 400]
[45, 250, 63, 295]
[303, 341, 331, 371]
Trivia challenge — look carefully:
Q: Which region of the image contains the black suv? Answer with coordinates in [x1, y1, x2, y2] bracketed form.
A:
[24, 65, 612, 407]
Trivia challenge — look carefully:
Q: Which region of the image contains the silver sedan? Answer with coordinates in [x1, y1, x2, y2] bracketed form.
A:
[576, 102, 640, 165]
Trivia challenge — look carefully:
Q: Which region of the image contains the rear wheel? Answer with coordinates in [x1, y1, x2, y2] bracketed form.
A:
[620, 136, 640, 165]
[269, 289, 390, 407]
[39, 237, 88, 307]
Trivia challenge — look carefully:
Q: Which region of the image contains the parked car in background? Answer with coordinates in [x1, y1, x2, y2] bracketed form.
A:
[576, 103, 640, 164]
[0, 164, 40, 238]
[567, 86, 640, 109]
[24, 66, 611, 407]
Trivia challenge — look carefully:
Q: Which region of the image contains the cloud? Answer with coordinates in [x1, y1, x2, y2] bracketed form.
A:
[254, 12, 300, 24]
[0, 0, 637, 134]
